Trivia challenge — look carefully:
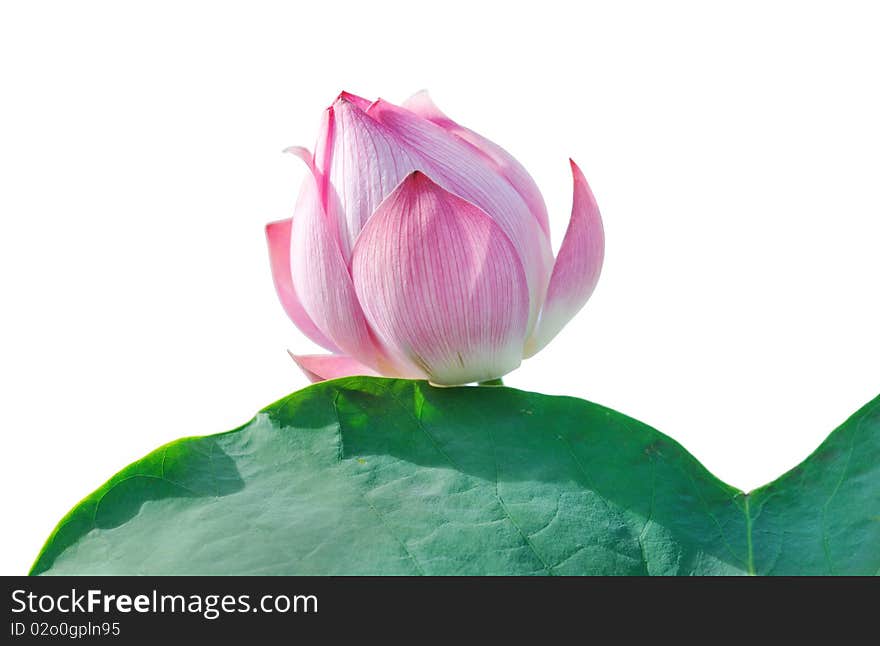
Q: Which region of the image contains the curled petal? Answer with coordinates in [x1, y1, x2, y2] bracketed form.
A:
[288, 351, 379, 383]
[265, 218, 339, 352]
[402, 90, 550, 237]
[289, 160, 401, 373]
[351, 172, 530, 385]
[283, 145, 315, 170]
[525, 160, 604, 357]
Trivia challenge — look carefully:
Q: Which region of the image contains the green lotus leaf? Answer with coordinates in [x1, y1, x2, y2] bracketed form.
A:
[31, 378, 880, 575]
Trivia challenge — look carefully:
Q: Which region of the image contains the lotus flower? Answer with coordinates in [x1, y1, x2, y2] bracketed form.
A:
[266, 91, 604, 385]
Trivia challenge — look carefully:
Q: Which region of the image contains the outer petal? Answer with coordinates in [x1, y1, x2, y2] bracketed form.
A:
[289, 159, 406, 375]
[351, 172, 530, 385]
[525, 160, 605, 357]
[288, 351, 379, 383]
[366, 98, 553, 333]
[265, 218, 339, 352]
[402, 90, 550, 237]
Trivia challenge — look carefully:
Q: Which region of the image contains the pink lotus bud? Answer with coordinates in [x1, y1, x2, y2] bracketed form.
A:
[266, 91, 604, 385]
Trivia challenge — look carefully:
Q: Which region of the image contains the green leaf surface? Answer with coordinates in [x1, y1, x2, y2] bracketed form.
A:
[31, 378, 880, 575]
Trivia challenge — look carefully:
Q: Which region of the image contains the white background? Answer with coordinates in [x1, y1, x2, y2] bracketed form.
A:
[1, 1, 878, 575]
